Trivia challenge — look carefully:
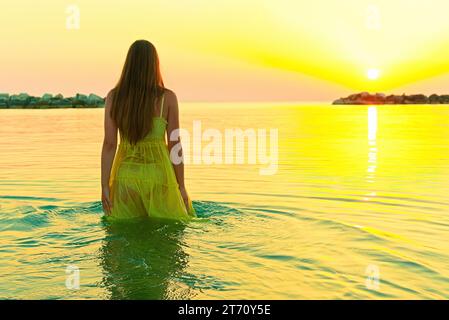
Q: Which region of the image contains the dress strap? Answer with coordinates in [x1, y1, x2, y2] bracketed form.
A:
[160, 93, 165, 117]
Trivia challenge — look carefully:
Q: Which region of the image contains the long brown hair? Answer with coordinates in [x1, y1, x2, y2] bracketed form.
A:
[110, 40, 165, 145]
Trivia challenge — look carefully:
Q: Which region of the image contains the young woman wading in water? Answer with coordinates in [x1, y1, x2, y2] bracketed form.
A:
[101, 40, 195, 220]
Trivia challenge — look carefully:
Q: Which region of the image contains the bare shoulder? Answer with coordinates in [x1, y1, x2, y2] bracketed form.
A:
[163, 88, 178, 106]
[163, 88, 179, 118]
[105, 89, 116, 105]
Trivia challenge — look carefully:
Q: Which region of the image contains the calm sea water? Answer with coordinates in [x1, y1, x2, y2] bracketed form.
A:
[1, 103, 449, 299]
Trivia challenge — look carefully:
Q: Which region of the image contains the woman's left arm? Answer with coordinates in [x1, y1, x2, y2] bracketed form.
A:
[100, 91, 117, 214]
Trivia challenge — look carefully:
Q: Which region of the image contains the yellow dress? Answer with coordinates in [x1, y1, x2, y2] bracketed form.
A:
[108, 93, 196, 221]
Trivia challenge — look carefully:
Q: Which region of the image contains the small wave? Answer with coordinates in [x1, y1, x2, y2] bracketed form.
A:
[0, 195, 64, 202]
[0, 197, 240, 233]
[193, 200, 241, 218]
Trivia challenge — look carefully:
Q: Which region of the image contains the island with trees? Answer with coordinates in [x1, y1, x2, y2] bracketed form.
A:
[333, 92, 449, 105]
[0, 93, 105, 108]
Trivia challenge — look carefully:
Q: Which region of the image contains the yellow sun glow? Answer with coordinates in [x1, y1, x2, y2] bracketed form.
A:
[367, 69, 380, 81]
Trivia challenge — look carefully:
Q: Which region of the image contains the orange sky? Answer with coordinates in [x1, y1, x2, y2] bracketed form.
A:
[1, 0, 449, 101]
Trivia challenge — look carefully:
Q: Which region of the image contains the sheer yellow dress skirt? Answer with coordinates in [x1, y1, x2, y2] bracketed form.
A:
[108, 115, 196, 222]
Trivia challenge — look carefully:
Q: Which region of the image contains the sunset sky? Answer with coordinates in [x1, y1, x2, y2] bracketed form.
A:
[1, 0, 449, 101]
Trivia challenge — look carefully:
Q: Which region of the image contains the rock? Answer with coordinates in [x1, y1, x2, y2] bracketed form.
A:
[87, 93, 104, 106]
[61, 98, 73, 106]
[404, 94, 428, 104]
[332, 98, 346, 105]
[46, 93, 71, 106]
[36, 93, 53, 105]
[0, 93, 9, 107]
[9, 93, 30, 106]
[72, 93, 88, 106]
[385, 95, 402, 104]
[28, 97, 40, 106]
[429, 94, 440, 104]
[439, 95, 449, 104]
[50, 97, 72, 106]
[360, 92, 370, 98]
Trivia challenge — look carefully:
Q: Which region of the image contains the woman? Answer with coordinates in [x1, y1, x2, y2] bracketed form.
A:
[101, 40, 195, 220]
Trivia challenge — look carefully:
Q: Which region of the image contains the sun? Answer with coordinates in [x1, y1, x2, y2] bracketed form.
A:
[367, 68, 380, 80]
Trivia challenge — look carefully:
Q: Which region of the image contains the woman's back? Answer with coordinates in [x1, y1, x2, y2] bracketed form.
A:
[101, 40, 195, 221]
[119, 92, 167, 146]
[108, 91, 196, 220]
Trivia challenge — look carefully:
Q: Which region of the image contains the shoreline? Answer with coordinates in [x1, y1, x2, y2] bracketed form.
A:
[333, 92, 449, 105]
[0, 104, 104, 109]
[0, 93, 105, 109]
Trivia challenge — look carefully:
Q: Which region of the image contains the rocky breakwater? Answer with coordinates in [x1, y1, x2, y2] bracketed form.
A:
[0, 93, 105, 108]
[333, 92, 449, 105]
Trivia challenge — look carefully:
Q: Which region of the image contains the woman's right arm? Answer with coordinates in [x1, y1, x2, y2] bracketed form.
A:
[100, 90, 118, 214]
[166, 90, 190, 208]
